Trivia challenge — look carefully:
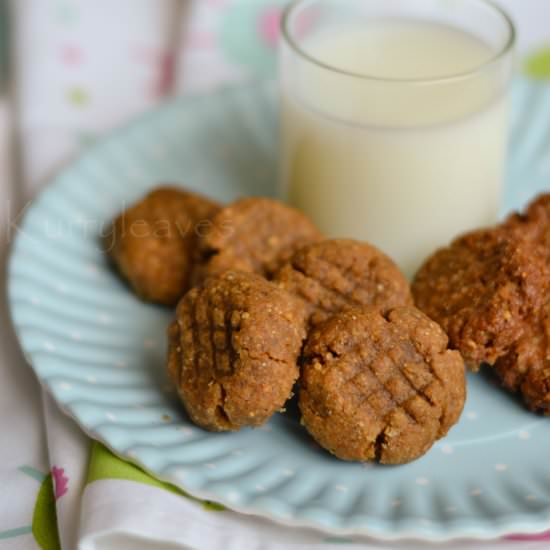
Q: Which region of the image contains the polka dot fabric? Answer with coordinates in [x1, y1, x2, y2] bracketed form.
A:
[13, 0, 181, 195]
[175, 0, 289, 92]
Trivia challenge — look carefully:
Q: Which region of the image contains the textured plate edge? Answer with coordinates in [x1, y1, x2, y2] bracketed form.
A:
[16, 371, 550, 544]
[6, 80, 550, 542]
[7, 356, 549, 543]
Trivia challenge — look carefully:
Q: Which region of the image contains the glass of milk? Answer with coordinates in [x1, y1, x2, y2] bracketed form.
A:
[280, 0, 515, 277]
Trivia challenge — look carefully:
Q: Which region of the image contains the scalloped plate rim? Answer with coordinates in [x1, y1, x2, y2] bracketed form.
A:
[30, 379, 550, 542]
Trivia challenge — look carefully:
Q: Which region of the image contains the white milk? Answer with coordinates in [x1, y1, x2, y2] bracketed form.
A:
[281, 20, 510, 277]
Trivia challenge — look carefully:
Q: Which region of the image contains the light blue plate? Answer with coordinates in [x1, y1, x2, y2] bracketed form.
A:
[8, 80, 550, 541]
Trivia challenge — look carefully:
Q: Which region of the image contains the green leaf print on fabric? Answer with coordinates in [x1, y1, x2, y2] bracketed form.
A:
[87, 442, 225, 512]
[32, 474, 61, 550]
[525, 46, 550, 80]
[202, 501, 226, 512]
[67, 87, 90, 107]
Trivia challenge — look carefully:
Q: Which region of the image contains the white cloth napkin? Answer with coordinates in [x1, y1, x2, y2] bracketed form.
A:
[2, 0, 550, 548]
[11, 0, 182, 198]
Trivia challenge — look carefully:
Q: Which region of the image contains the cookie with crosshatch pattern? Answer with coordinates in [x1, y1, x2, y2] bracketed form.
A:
[168, 270, 307, 431]
[299, 306, 465, 464]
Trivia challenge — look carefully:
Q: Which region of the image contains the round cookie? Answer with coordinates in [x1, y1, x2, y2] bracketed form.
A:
[505, 193, 550, 250]
[105, 186, 221, 305]
[494, 301, 550, 415]
[299, 307, 465, 464]
[412, 228, 549, 368]
[495, 193, 550, 413]
[274, 239, 412, 328]
[192, 197, 322, 284]
[167, 270, 307, 431]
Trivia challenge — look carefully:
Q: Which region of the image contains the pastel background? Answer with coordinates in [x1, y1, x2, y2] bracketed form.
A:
[0, 0, 549, 549]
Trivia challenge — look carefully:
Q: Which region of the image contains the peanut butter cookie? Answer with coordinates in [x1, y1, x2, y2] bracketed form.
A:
[192, 197, 322, 284]
[412, 228, 548, 368]
[274, 239, 412, 328]
[168, 271, 307, 431]
[105, 186, 220, 305]
[299, 307, 465, 464]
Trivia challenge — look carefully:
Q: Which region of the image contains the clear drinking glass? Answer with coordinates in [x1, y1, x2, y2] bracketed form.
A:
[279, 0, 516, 277]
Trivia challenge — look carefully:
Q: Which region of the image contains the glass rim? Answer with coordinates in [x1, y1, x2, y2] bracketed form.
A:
[280, 0, 516, 84]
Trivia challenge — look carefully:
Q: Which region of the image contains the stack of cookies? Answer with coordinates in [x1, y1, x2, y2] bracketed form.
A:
[105, 188, 550, 464]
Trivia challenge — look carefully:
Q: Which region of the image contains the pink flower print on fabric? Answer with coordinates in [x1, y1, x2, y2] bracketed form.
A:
[133, 45, 175, 99]
[60, 44, 84, 66]
[258, 6, 282, 49]
[51, 466, 68, 499]
[155, 52, 175, 97]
